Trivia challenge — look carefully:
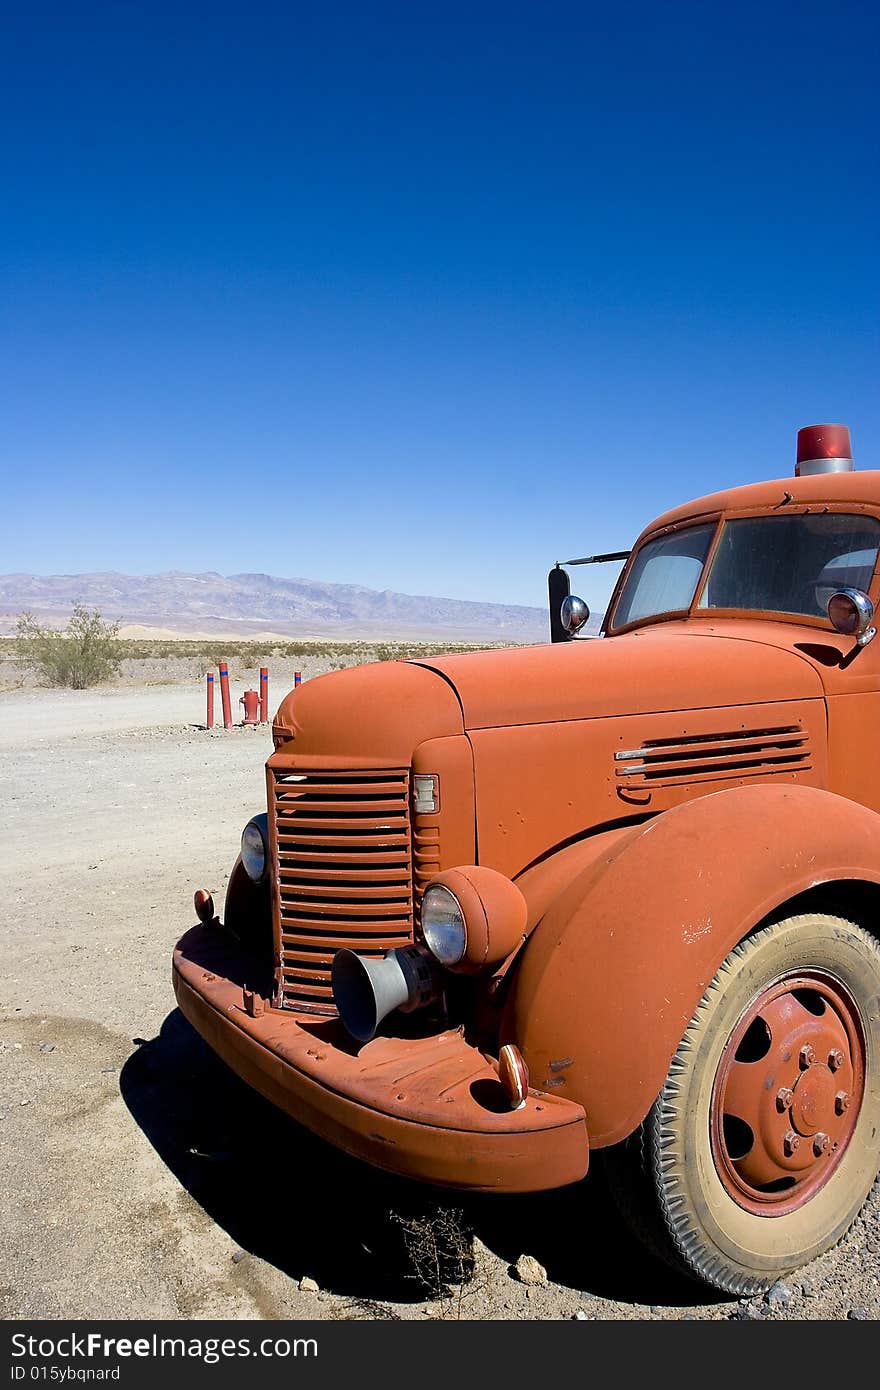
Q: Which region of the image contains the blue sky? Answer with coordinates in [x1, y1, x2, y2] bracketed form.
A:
[1, 1, 877, 612]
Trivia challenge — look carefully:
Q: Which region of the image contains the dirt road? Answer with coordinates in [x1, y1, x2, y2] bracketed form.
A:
[1, 684, 878, 1320]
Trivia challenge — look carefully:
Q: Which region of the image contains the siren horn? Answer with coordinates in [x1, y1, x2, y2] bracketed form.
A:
[331, 944, 442, 1043]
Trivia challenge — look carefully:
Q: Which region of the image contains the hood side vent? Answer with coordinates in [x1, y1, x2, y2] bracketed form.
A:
[615, 725, 811, 790]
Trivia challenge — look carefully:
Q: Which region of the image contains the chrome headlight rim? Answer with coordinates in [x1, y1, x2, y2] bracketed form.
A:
[240, 813, 269, 884]
[421, 883, 467, 967]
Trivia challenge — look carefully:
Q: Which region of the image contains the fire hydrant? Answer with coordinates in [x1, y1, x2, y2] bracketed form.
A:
[240, 690, 260, 725]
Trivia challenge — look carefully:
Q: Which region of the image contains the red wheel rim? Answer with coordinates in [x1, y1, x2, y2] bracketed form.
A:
[710, 971, 865, 1216]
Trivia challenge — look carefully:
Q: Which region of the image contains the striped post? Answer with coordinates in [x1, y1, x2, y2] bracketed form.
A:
[294, 670, 302, 688]
[206, 672, 214, 729]
[219, 661, 232, 730]
[259, 666, 269, 724]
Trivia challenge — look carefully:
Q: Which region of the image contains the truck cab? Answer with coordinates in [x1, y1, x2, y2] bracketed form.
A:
[173, 423, 880, 1297]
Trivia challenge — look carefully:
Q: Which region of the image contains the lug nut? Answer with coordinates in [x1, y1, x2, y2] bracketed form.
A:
[813, 1132, 831, 1157]
[799, 1044, 815, 1069]
[835, 1091, 850, 1115]
[783, 1130, 800, 1156]
[776, 1087, 794, 1111]
[828, 1049, 845, 1072]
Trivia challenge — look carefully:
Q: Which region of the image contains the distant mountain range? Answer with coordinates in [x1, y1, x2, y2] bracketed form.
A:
[0, 571, 561, 643]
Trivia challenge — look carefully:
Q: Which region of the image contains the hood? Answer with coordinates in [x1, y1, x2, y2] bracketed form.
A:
[414, 621, 825, 730]
[273, 658, 463, 762]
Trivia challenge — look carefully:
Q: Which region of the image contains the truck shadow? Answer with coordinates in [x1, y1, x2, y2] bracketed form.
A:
[120, 1009, 721, 1311]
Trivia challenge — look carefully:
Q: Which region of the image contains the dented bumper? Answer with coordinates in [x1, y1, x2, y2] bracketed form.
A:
[172, 923, 589, 1193]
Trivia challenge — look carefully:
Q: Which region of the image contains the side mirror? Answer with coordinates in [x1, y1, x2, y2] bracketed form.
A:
[561, 594, 590, 636]
[548, 565, 571, 643]
[827, 588, 876, 647]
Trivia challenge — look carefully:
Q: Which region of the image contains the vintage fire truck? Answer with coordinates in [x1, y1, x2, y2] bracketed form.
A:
[173, 424, 880, 1295]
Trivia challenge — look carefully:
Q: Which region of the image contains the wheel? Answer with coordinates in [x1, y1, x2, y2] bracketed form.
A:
[603, 913, 880, 1295]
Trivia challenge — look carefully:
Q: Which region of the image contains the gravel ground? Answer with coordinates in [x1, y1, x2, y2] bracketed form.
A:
[1, 681, 878, 1321]
[0, 651, 362, 696]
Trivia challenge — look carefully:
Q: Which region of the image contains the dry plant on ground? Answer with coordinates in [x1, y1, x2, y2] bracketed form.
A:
[393, 1207, 493, 1318]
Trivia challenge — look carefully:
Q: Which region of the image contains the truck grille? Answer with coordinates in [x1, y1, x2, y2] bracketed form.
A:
[270, 767, 414, 1013]
[614, 724, 812, 790]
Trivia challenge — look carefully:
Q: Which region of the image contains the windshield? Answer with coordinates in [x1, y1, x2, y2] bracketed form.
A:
[700, 513, 880, 617]
[612, 512, 880, 629]
[612, 523, 715, 626]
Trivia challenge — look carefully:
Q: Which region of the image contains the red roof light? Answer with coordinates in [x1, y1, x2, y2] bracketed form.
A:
[796, 424, 854, 476]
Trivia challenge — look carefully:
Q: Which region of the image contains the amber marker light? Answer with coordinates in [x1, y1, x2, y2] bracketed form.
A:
[193, 889, 215, 923]
[498, 1044, 529, 1110]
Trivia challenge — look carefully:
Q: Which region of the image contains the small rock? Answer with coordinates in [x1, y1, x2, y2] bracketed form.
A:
[848, 1307, 869, 1320]
[572, 1309, 590, 1320]
[766, 1280, 793, 1307]
[19, 1099, 30, 1106]
[300, 1276, 319, 1293]
[39, 1043, 56, 1053]
[512, 1254, 547, 1286]
[231, 1249, 245, 1265]
[735, 1303, 766, 1320]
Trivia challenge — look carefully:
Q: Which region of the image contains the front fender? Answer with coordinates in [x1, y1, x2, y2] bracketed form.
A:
[224, 853, 272, 957]
[501, 783, 880, 1148]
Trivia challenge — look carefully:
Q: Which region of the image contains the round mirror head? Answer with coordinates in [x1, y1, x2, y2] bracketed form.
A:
[827, 587, 875, 646]
[561, 594, 590, 635]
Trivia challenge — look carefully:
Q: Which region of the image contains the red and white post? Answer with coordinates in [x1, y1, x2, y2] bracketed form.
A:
[206, 671, 215, 729]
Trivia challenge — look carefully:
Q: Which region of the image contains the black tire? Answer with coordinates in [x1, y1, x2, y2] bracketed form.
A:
[603, 913, 880, 1296]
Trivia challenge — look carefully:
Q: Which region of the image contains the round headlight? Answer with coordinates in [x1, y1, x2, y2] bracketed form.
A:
[421, 867, 528, 974]
[421, 884, 466, 966]
[240, 814, 269, 883]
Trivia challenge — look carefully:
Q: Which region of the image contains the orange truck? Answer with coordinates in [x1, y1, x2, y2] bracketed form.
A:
[173, 423, 880, 1296]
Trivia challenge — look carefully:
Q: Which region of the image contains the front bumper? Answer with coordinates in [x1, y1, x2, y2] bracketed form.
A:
[172, 923, 589, 1193]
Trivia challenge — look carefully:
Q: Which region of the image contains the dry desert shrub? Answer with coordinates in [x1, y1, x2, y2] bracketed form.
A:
[393, 1206, 491, 1318]
[14, 605, 123, 688]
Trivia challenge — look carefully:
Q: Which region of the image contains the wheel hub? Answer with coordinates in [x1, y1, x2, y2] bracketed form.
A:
[790, 1063, 835, 1137]
[711, 972, 864, 1214]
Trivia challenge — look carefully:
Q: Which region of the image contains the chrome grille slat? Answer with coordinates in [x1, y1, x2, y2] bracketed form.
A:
[271, 766, 413, 1012]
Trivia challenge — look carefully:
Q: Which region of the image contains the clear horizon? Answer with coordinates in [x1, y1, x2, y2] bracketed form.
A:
[1, 2, 877, 616]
